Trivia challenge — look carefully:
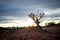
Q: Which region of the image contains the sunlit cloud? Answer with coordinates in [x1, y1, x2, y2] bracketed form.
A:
[0, 0, 60, 27]
[0, 18, 36, 27]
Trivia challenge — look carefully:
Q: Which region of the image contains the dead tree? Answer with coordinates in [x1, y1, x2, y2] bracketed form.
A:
[28, 11, 45, 28]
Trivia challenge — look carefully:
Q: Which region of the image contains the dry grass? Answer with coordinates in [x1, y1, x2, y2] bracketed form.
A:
[0, 27, 60, 40]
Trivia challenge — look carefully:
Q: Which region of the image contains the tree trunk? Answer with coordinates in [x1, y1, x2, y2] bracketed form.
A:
[36, 22, 41, 29]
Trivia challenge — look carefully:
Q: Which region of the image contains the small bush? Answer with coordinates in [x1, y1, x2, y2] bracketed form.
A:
[19, 27, 26, 29]
[57, 23, 60, 25]
[11, 26, 17, 30]
[48, 22, 55, 26]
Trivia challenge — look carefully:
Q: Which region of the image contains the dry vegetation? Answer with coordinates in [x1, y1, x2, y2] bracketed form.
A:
[0, 26, 60, 40]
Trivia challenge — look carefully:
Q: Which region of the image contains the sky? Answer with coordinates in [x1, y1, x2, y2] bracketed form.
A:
[0, 0, 60, 27]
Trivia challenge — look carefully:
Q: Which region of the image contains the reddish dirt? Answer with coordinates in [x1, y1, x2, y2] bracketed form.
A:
[0, 27, 60, 40]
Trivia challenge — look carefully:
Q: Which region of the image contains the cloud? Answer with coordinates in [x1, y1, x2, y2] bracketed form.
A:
[45, 8, 60, 17]
[33, 0, 60, 9]
[0, 0, 60, 17]
[0, 0, 60, 27]
[0, 16, 19, 23]
[0, 16, 28, 24]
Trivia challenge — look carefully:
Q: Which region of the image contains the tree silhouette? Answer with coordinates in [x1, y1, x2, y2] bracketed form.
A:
[28, 11, 45, 28]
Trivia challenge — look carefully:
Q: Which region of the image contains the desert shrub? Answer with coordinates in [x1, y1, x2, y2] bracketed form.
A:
[0, 26, 27, 30]
[57, 22, 60, 25]
[19, 27, 26, 29]
[56, 22, 60, 27]
[0, 27, 3, 30]
[48, 22, 55, 26]
[0, 27, 10, 30]
[11, 26, 17, 30]
[6, 27, 12, 29]
[3, 27, 16, 30]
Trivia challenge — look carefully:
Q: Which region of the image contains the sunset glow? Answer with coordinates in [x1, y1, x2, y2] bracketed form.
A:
[0, 0, 60, 27]
[0, 18, 36, 27]
[0, 17, 60, 27]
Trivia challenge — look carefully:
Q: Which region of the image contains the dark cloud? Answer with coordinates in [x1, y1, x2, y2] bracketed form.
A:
[0, 8, 20, 16]
[0, 16, 19, 23]
[0, 0, 60, 24]
[0, 0, 27, 17]
[34, 0, 60, 9]
[0, 8, 20, 12]
[0, 18, 11, 23]
[45, 13, 60, 18]
[0, 17, 14, 22]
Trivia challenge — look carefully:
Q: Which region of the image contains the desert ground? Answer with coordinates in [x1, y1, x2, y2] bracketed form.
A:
[0, 26, 60, 40]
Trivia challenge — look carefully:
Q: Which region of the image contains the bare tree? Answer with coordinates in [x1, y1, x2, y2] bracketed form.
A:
[28, 11, 45, 28]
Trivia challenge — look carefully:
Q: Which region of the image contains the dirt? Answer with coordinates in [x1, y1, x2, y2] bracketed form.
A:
[0, 27, 60, 40]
